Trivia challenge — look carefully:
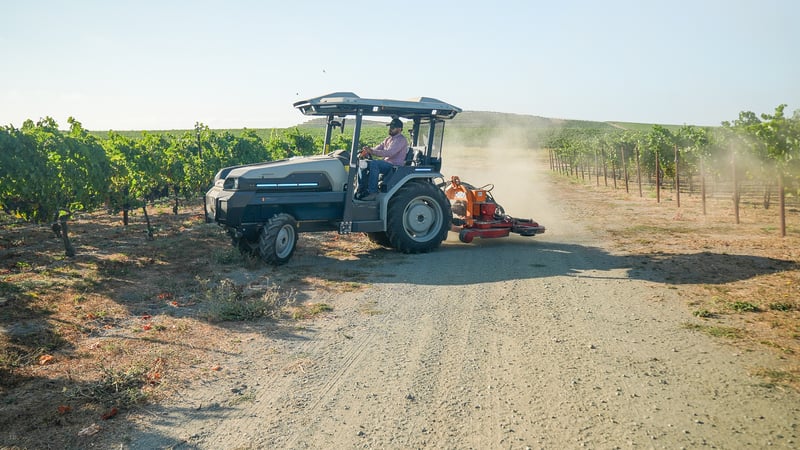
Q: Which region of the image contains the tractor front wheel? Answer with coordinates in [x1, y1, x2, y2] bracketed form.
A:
[258, 213, 298, 265]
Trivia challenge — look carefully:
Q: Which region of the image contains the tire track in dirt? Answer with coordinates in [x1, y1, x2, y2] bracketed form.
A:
[202, 291, 399, 449]
[389, 282, 488, 447]
[277, 280, 487, 448]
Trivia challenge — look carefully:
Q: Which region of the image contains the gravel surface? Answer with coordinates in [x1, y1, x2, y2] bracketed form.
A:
[115, 148, 799, 449]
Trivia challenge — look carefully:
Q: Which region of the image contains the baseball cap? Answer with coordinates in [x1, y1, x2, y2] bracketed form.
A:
[386, 118, 403, 129]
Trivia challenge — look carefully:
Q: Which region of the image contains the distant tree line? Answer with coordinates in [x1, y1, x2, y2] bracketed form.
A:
[544, 105, 800, 236]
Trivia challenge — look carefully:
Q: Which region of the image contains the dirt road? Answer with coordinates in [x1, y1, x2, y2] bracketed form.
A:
[121, 149, 799, 449]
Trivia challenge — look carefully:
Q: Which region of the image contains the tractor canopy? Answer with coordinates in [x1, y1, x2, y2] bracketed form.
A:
[293, 92, 462, 120]
[292, 92, 462, 176]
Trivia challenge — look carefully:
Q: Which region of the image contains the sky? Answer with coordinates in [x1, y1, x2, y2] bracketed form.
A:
[1, 0, 798, 131]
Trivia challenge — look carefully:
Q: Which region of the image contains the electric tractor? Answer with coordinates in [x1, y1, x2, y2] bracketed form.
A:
[205, 92, 545, 265]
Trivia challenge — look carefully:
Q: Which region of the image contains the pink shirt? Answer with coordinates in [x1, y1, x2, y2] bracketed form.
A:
[370, 133, 409, 165]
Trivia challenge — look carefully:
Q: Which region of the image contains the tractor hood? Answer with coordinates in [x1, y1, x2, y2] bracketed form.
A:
[214, 154, 348, 193]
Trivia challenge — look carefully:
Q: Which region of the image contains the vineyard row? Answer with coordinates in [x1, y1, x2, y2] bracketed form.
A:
[0, 117, 388, 227]
[543, 104, 800, 235]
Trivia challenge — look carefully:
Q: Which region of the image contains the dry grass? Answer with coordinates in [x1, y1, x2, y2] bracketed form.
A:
[552, 174, 800, 389]
[0, 203, 372, 448]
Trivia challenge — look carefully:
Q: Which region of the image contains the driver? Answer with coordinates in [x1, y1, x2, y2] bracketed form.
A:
[356, 118, 409, 201]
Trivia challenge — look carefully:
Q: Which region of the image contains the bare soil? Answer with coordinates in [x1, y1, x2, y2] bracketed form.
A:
[1, 148, 799, 449]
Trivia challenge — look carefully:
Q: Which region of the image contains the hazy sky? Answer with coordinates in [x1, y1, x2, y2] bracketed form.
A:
[1, 0, 797, 131]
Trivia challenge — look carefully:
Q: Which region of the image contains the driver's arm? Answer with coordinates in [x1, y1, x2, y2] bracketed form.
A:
[368, 138, 404, 159]
[361, 138, 388, 158]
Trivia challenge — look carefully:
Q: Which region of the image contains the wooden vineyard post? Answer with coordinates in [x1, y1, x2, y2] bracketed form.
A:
[732, 150, 740, 224]
[594, 149, 600, 186]
[656, 148, 661, 203]
[602, 148, 608, 186]
[622, 145, 629, 193]
[674, 144, 680, 208]
[612, 158, 618, 189]
[700, 159, 707, 215]
[580, 156, 585, 181]
[636, 144, 643, 197]
[779, 173, 786, 237]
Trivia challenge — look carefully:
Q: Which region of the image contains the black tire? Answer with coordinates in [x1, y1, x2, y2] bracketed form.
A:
[386, 181, 452, 254]
[258, 213, 298, 265]
[365, 232, 393, 248]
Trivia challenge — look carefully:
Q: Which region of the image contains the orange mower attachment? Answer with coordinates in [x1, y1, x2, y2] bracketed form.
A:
[444, 176, 545, 243]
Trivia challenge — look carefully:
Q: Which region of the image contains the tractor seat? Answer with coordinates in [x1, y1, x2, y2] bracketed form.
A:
[404, 146, 425, 166]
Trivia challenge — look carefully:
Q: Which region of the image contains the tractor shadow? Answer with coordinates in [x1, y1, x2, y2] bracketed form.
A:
[346, 237, 797, 286]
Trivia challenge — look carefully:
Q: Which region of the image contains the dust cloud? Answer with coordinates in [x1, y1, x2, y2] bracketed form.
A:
[715, 131, 779, 182]
[442, 128, 565, 237]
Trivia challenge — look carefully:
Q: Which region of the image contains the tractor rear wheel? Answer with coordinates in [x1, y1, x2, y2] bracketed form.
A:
[258, 213, 298, 265]
[386, 181, 452, 254]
